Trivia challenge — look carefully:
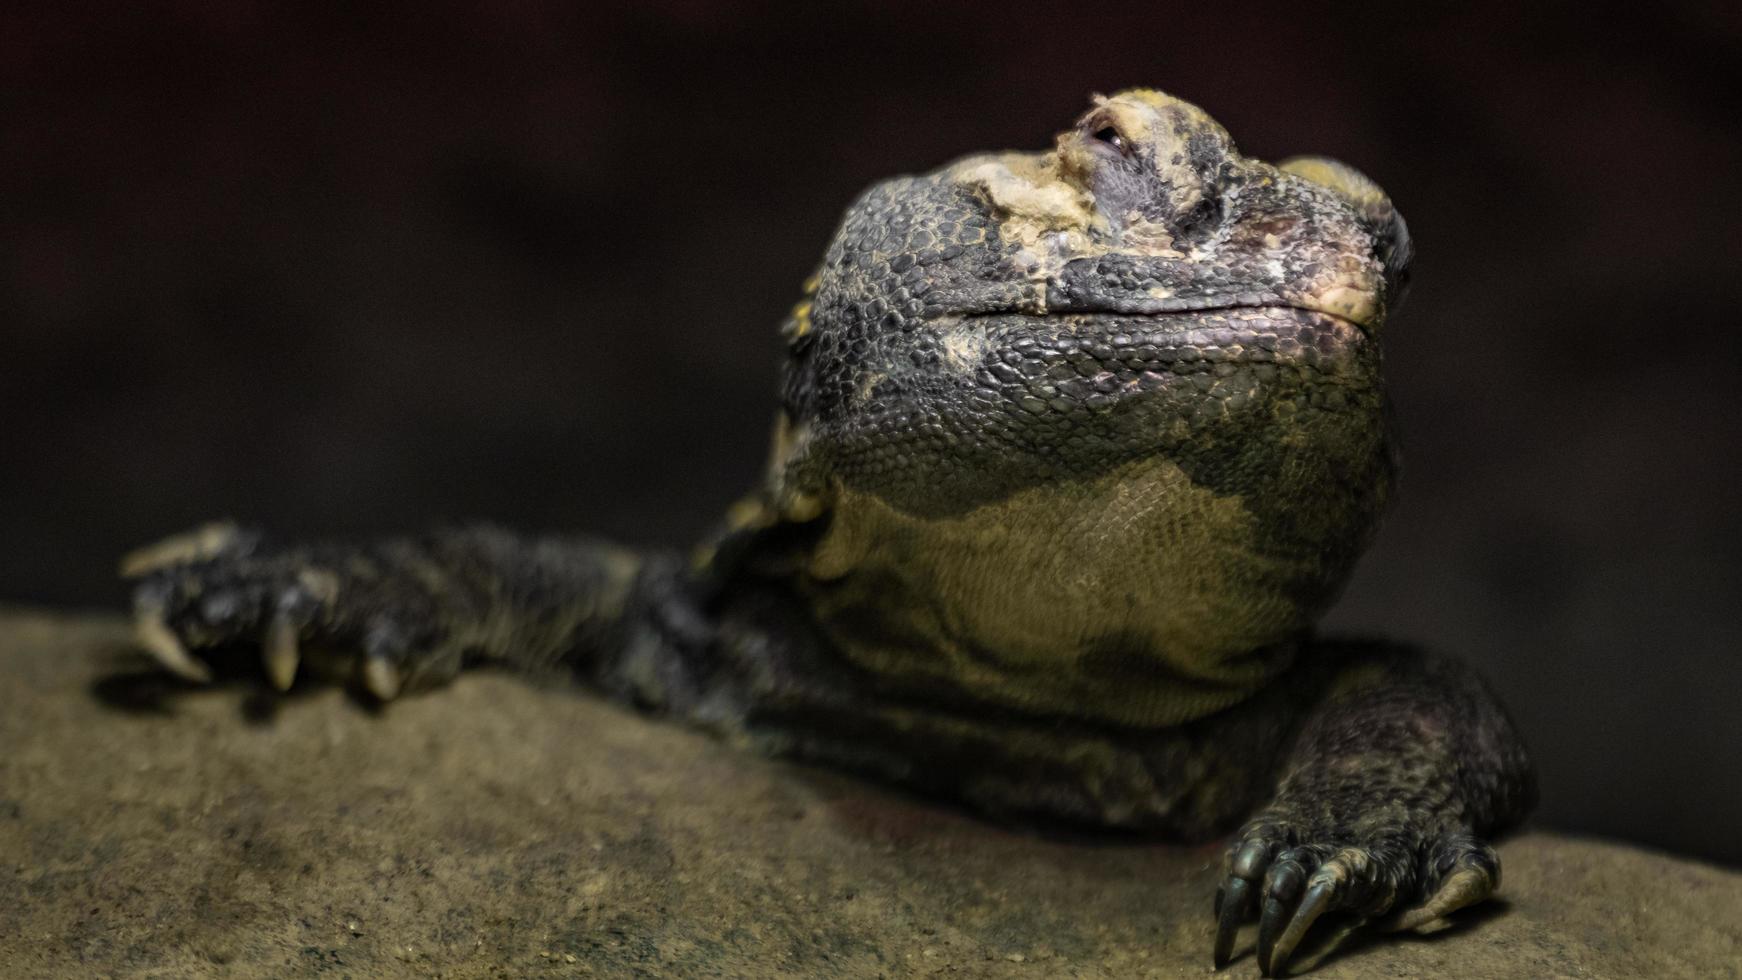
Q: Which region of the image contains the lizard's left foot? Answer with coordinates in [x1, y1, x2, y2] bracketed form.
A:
[1211, 811, 1500, 976]
[120, 522, 461, 701]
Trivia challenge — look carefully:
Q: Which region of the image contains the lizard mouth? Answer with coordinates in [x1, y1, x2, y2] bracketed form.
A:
[940, 305, 1379, 389]
[1059, 304, 1371, 335]
[962, 296, 1378, 337]
[1041, 299, 1376, 336]
[1035, 261, 1385, 335]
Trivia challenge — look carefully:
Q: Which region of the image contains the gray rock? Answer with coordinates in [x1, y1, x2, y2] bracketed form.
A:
[1, 609, 1736, 978]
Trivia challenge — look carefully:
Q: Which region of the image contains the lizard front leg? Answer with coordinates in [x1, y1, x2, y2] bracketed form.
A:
[123, 522, 653, 698]
[726, 627, 1538, 976]
[1212, 641, 1536, 976]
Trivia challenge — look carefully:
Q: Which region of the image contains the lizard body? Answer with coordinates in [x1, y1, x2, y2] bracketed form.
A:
[124, 90, 1534, 976]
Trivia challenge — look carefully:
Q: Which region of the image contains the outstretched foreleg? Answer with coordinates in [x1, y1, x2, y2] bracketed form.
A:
[123, 522, 655, 698]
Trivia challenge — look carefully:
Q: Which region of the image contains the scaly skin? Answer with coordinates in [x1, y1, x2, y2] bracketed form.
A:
[122, 90, 1534, 976]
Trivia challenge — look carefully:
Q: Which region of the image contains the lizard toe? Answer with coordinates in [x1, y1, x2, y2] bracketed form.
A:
[1210, 811, 1500, 975]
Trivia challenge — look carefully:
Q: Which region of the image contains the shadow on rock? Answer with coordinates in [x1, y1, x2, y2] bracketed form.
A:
[88, 643, 383, 725]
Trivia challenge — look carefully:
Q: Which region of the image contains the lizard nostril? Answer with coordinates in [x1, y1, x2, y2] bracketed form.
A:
[1175, 193, 1224, 238]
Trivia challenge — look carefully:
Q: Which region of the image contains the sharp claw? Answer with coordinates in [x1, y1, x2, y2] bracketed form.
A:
[1266, 880, 1334, 978]
[134, 607, 212, 683]
[362, 656, 402, 701]
[1256, 896, 1286, 976]
[1213, 876, 1252, 968]
[1256, 861, 1305, 978]
[1386, 864, 1494, 933]
[263, 611, 300, 691]
[119, 521, 244, 577]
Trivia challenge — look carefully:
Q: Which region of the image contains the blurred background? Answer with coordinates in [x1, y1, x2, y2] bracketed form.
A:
[3, 2, 1738, 864]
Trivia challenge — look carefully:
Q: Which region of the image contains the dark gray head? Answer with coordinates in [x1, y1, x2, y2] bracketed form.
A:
[757, 91, 1412, 713]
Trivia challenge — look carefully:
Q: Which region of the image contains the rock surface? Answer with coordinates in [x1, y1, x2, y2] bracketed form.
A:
[1, 608, 1736, 979]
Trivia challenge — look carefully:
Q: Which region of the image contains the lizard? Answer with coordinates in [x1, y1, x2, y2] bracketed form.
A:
[120, 89, 1536, 976]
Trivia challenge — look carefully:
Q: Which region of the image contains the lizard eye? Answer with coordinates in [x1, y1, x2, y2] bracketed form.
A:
[1090, 125, 1130, 157]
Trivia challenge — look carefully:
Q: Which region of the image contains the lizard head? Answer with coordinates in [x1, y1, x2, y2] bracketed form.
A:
[777, 88, 1406, 517]
[754, 91, 1409, 714]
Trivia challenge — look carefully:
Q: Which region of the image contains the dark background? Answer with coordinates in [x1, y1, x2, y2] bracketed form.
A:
[4, 2, 1738, 864]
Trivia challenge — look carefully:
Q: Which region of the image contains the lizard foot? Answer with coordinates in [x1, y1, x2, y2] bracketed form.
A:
[123, 525, 460, 700]
[1211, 814, 1499, 976]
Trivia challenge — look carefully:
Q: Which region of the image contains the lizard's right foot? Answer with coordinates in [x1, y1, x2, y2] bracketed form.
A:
[1211, 807, 1501, 976]
[122, 523, 460, 699]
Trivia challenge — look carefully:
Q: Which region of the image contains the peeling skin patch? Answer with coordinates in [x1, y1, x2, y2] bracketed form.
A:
[947, 89, 1241, 276]
[934, 89, 1396, 341]
[953, 153, 1099, 250]
[1312, 283, 1381, 329]
[938, 324, 991, 372]
[1280, 157, 1391, 215]
[1060, 90, 1230, 229]
[854, 370, 887, 406]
